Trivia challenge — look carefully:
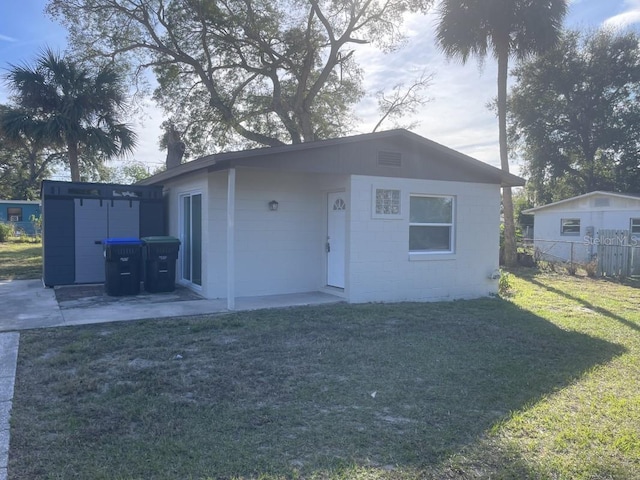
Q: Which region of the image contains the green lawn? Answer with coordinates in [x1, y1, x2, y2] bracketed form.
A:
[8, 270, 640, 479]
[0, 240, 42, 280]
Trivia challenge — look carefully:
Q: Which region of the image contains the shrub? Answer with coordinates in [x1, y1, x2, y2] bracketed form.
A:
[0, 223, 13, 242]
[537, 260, 557, 273]
[584, 260, 599, 278]
[498, 269, 513, 297]
[12, 233, 41, 244]
[517, 251, 536, 267]
[29, 214, 42, 236]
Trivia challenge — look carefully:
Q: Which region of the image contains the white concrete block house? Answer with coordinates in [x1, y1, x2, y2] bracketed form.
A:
[523, 191, 640, 264]
[140, 129, 524, 308]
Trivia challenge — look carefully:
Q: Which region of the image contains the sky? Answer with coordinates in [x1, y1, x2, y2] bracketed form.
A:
[1, 0, 640, 176]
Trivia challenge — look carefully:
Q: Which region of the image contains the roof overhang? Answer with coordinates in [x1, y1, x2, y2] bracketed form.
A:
[138, 129, 525, 188]
[0, 199, 41, 204]
[522, 191, 640, 215]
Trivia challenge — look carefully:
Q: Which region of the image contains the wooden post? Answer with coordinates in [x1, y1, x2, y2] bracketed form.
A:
[570, 242, 574, 265]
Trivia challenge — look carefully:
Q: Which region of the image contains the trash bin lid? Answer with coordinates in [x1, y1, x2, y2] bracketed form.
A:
[103, 237, 143, 245]
[141, 236, 181, 244]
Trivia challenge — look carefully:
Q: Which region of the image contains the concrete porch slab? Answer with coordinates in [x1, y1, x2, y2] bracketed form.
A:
[0, 279, 344, 332]
[60, 291, 344, 327]
[234, 291, 344, 311]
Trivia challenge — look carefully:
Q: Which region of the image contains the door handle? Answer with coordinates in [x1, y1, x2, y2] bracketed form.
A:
[326, 242, 331, 253]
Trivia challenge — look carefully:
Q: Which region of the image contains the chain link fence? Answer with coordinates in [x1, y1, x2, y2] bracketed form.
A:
[523, 231, 640, 278]
[0, 220, 41, 239]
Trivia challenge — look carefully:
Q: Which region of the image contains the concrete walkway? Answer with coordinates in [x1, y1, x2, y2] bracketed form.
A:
[0, 333, 18, 480]
[0, 279, 343, 479]
[0, 280, 64, 331]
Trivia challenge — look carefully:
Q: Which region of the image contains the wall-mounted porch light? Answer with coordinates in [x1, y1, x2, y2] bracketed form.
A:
[268, 200, 279, 211]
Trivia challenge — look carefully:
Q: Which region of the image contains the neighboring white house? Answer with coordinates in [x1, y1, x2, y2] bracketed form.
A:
[139, 129, 524, 308]
[523, 191, 640, 264]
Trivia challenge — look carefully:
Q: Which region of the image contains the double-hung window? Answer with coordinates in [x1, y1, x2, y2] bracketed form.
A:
[631, 218, 640, 235]
[561, 218, 580, 236]
[409, 195, 454, 253]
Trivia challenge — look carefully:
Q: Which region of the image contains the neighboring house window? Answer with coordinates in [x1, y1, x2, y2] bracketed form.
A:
[561, 218, 580, 236]
[7, 207, 22, 222]
[373, 188, 401, 217]
[631, 218, 640, 235]
[409, 195, 454, 252]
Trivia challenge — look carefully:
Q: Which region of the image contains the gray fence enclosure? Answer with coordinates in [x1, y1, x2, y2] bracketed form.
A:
[596, 229, 640, 277]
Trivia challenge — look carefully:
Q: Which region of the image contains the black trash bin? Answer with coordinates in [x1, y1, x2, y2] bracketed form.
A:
[141, 236, 181, 293]
[103, 238, 143, 296]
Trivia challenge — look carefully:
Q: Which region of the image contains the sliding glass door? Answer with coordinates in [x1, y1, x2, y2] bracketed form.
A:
[180, 193, 202, 287]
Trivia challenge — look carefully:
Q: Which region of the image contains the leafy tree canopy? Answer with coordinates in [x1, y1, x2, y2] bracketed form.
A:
[0, 124, 57, 200]
[47, 0, 433, 156]
[84, 160, 157, 185]
[509, 28, 640, 205]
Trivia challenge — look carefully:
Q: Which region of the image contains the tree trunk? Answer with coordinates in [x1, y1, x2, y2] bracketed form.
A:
[497, 47, 518, 268]
[585, 151, 596, 193]
[68, 140, 81, 182]
[299, 110, 316, 143]
[165, 124, 186, 170]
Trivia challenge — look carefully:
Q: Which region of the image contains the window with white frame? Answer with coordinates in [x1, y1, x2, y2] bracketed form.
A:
[561, 218, 581, 236]
[373, 188, 401, 217]
[409, 195, 454, 252]
[631, 218, 640, 234]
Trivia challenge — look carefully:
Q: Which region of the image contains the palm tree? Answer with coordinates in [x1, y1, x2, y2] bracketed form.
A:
[435, 0, 567, 267]
[1, 49, 136, 182]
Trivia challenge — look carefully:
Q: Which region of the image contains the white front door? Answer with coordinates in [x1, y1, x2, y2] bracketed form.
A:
[327, 191, 346, 288]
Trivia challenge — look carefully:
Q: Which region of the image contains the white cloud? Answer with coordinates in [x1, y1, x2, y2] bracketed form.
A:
[353, 11, 504, 169]
[128, 100, 166, 170]
[0, 34, 17, 42]
[604, 0, 640, 28]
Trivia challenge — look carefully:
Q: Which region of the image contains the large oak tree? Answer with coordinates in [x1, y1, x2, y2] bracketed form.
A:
[47, 0, 433, 156]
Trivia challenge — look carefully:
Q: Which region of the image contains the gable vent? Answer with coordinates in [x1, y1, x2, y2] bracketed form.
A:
[594, 198, 610, 207]
[377, 151, 402, 167]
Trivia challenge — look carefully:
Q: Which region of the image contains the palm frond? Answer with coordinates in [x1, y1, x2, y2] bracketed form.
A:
[435, 0, 490, 63]
[436, 0, 568, 63]
[3, 48, 138, 180]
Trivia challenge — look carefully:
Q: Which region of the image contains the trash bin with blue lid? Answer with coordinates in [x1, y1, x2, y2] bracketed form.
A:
[103, 238, 143, 296]
[141, 236, 181, 292]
